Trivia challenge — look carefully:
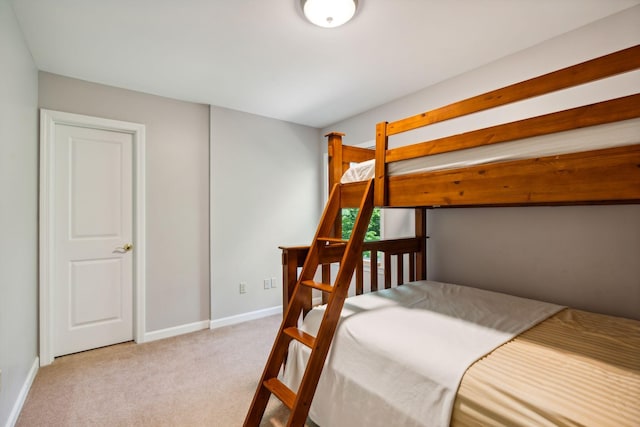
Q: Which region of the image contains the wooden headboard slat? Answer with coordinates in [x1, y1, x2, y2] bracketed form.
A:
[342, 145, 375, 163]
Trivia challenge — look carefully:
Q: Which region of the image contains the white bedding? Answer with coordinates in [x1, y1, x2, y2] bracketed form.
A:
[340, 118, 640, 183]
[281, 281, 563, 427]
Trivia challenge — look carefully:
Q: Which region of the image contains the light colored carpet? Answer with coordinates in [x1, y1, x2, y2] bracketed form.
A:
[17, 315, 305, 427]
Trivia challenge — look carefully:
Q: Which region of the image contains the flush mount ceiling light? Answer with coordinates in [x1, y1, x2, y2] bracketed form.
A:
[302, 0, 358, 28]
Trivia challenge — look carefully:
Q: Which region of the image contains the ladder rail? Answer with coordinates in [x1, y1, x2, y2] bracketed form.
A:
[287, 180, 374, 426]
[244, 183, 343, 425]
[244, 180, 375, 427]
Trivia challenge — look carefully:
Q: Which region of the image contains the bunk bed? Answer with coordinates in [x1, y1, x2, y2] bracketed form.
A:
[248, 45, 640, 427]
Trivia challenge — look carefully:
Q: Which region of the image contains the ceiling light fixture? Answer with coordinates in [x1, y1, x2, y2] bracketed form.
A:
[302, 0, 358, 28]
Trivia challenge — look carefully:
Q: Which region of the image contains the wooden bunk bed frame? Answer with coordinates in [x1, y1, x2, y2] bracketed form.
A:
[281, 44, 640, 314]
[247, 45, 640, 427]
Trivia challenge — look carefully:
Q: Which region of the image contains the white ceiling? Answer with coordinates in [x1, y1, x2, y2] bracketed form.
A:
[11, 0, 640, 128]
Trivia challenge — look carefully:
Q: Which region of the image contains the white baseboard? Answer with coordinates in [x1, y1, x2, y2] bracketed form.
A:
[5, 357, 39, 427]
[144, 320, 210, 343]
[138, 306, 283, 342]
[210, 305, 282, 330]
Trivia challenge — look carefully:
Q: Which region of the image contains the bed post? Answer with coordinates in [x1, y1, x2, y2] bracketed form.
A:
[279, 246, 311, 315]
[327, 132, 345, 238]
[326, 132, 346, 304]
[326, 132, 345, 193]
[375, 122, 388, 206]
[415, 208, 427, 280]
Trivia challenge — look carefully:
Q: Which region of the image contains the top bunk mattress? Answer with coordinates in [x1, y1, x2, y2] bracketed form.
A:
[340, 117, 640, 184]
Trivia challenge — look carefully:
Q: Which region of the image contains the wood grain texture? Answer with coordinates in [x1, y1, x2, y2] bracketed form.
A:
[263, 378, 296, 410]
[283, 327, 316, 349]
[375, 121, 389, 206]
[342, 145, 375, 163]
[386, 145, 640, 207]
[340, 181, 370, 207]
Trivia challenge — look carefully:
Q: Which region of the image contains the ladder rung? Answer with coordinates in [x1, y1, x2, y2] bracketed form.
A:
[301, 280, 333, 293]
[284, 327, 316, 348]
[263, 378, 296, 409]
[318, 237, 348, 244]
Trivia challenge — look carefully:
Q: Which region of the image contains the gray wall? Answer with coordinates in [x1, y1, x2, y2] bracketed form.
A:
[210, 106, 321, 319]
[0, 0, 39, 423]
[322, 6, 640, 320]
[39, 73, 211, 332]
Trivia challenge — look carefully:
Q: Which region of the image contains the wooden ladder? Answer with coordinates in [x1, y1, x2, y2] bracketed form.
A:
[244, 179, 375, 427]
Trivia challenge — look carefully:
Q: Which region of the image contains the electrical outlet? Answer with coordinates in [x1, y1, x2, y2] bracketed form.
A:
[264, 279, 271, 290]
[270, 277, 278, 288]
[239, 282, 247, 294]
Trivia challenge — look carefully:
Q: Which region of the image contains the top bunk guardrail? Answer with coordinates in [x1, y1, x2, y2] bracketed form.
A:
[329, 45, 640, 208]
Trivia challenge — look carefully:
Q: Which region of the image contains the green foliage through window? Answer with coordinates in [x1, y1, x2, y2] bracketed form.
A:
[341, 207, 381, 260]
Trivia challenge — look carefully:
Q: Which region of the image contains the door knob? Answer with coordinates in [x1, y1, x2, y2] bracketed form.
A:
[116, 243, 133, 252]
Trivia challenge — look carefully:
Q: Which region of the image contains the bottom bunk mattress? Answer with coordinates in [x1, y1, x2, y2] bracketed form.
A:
[281, 281, 640, 427]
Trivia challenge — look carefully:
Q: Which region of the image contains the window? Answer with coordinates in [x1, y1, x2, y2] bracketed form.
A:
[341, 207, 380, 241]
[341, 207, 381, 260]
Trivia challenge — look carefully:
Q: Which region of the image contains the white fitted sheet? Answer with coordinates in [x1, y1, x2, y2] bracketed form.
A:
[281, 281, 563, 427]
[340, 118, 640, 183]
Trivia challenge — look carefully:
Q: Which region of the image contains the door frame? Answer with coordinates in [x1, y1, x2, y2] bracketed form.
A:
[39, 109, 146, 366]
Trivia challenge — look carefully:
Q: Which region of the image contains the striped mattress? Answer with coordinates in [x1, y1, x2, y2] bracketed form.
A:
[452, 308, 640, 426]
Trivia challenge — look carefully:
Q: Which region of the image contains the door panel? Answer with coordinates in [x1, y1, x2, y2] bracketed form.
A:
[70, 258, 123, 327]
[70, 138, 123, 238]
[53, 124, 133, 357]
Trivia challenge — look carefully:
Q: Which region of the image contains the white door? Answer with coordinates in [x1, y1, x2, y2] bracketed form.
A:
[52, 123, 134, 357]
